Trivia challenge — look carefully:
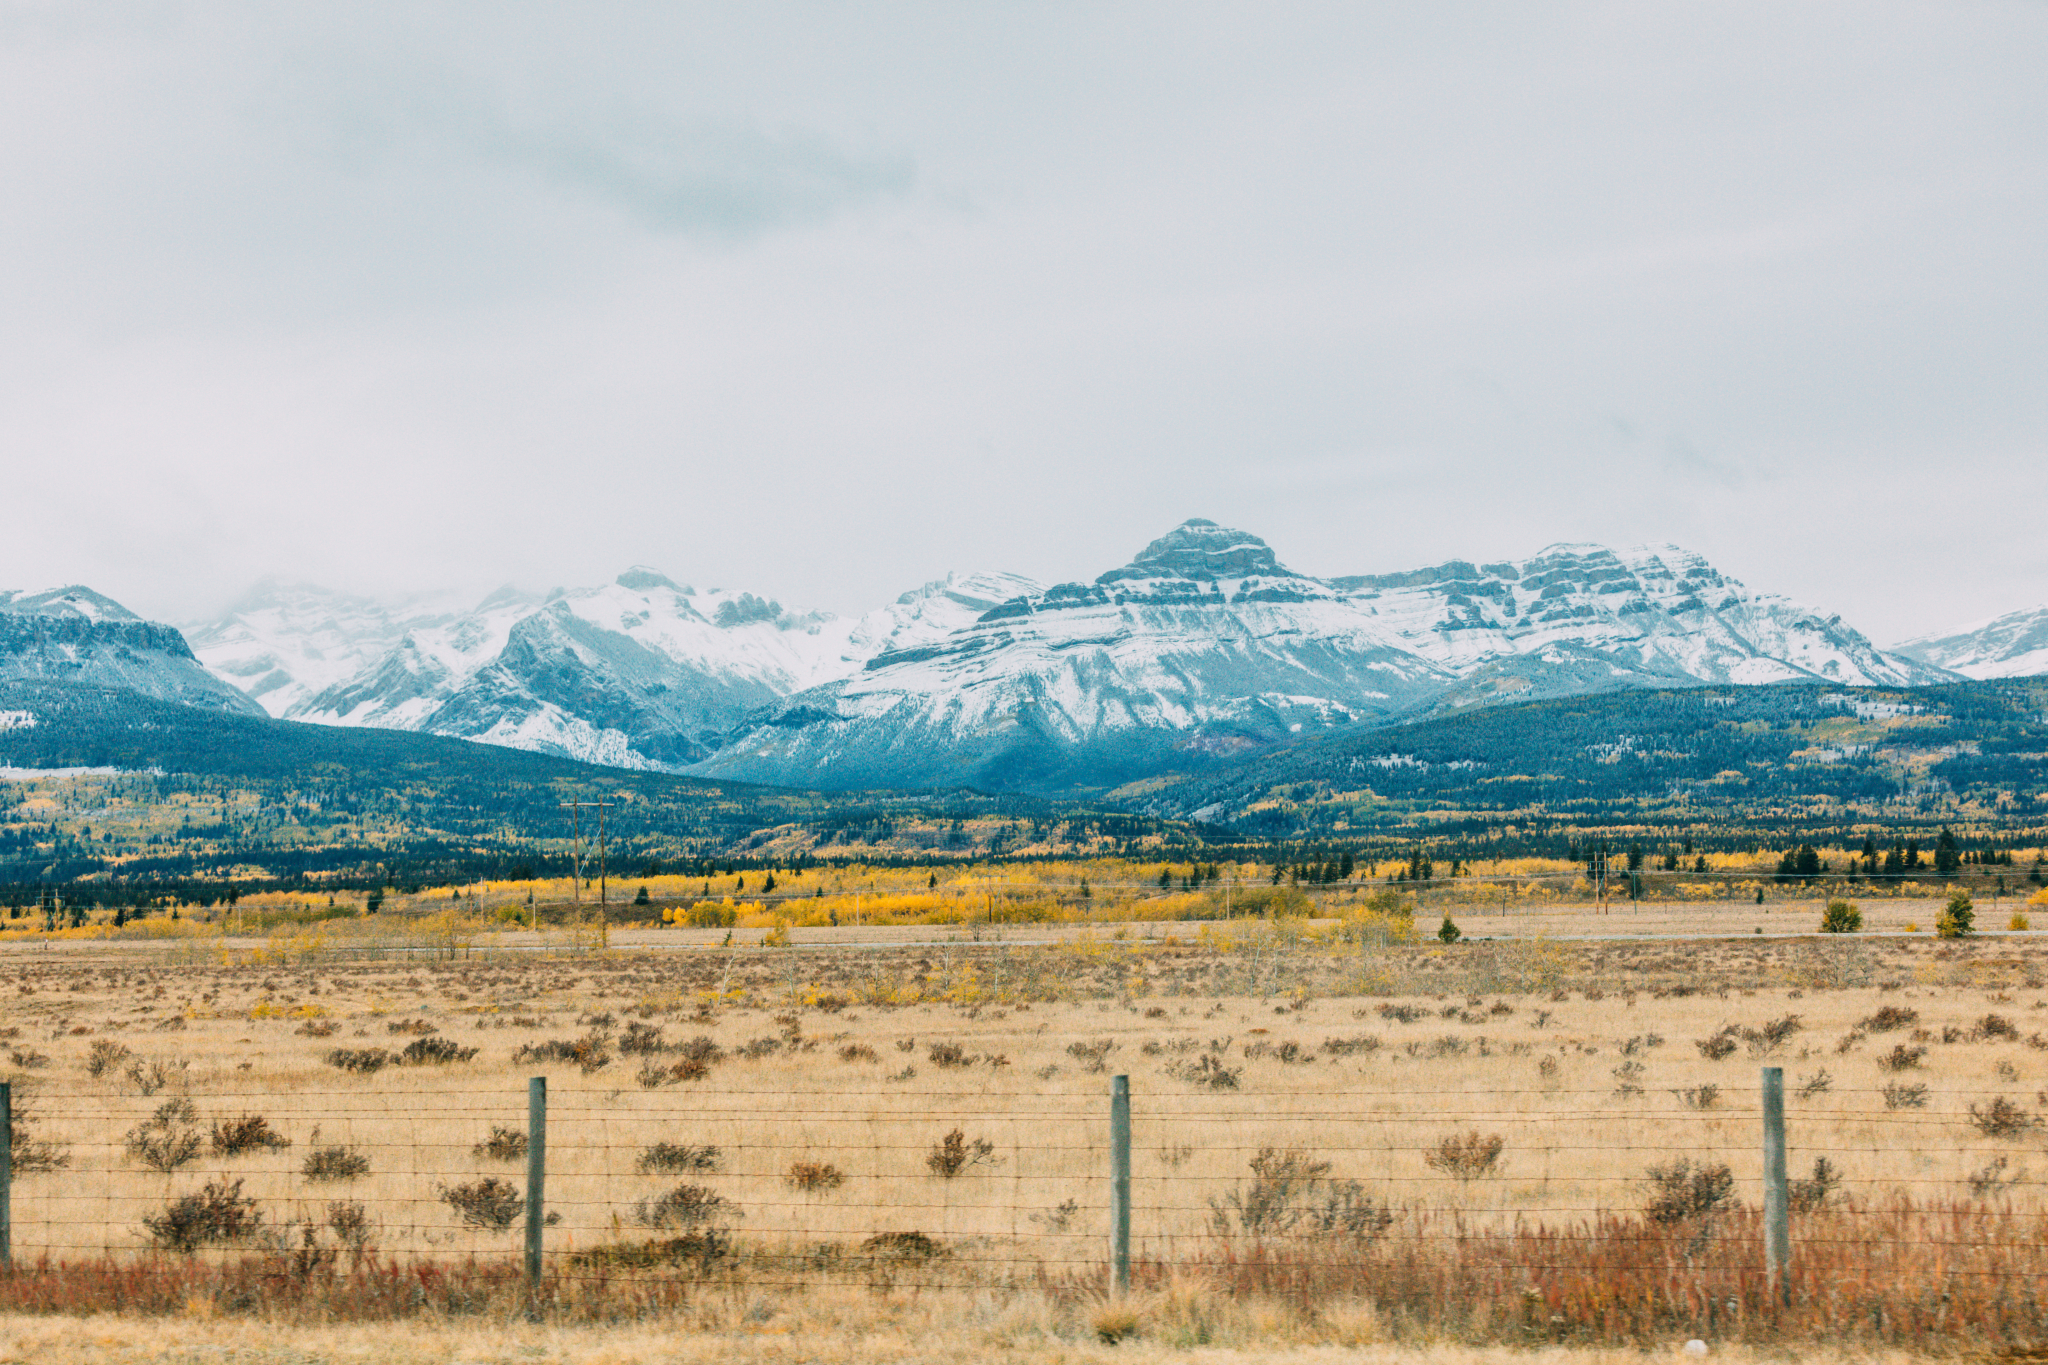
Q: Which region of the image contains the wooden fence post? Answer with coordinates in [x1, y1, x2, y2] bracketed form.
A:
[1762, 1066, 1789, 1305]
[1111, 1074, 1131, 1293]
[525, 1076, 546, 1291]
[0, 1080, 12, 1271]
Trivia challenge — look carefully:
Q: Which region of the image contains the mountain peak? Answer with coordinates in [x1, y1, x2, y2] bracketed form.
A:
[0, 585, 142, 623]
[1098, 520, 1296, 584]
[616, 566, 690, 595]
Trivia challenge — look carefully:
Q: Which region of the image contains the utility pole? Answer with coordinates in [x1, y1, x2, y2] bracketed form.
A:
[559, 800, 615, 949]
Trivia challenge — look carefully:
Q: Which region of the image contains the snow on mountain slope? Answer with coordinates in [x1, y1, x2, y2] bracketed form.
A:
[1329, 541, 1947, 697]
[2, 586, 262, 715]
[258, 566, 1048, 769]
[184, 579, 474, 718]
[691, 522, 1452, 791]
[1894, 605, 2048, 679]
[692, 522, 1949, 792]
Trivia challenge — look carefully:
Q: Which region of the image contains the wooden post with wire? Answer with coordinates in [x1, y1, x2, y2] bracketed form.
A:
[1762, 1065, 1790, 1307]
[0, 1080, 12, 1270]
[1110, 1074, 1131, 1293]
[525, 1075, 547, 1296]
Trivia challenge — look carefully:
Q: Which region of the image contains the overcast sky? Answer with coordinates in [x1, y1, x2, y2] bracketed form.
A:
[1, 2, 2042, 643]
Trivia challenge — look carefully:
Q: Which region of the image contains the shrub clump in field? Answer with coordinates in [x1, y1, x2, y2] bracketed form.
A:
[5, 1093, 70, 1173]
[1644, 1159, 1736, 1226]
[839, 1043, 879, 1063]
[1819, 901, 1862, 934]
[473, 1126, 528, 1161]
[638, 1057, 710, 1087]
[1210, 1146, 1393, 1241]
[1066, 1040, 1116, 1073]
[385, 1018, 436, 1036]
[295, 1019, 339, 1038]
[512, 1033, 612, 1074]
[926, 1128, 998, 1179]
[927, 1041, 973, 1068]
[1320, 1035, 1382, 1057]
[142, 1178, 264, 1252]
[124, 1057, 180, 1096]
[302, 1144, 372, 1182]
[1696, 1027, 1739, 1060]
[619, 1022, 666, 1055]
[1879, 1044, 1929, 1072]
[1970, 1097, 2041, 1138]
[324, 1048, 391, 1075]
[1422, 1131, 1505, 1180]
[1377, 1003, 1426, 1024]
[636, 1142, 721, 1175]
[440, 1177, 523, 1230]
[210, 1113, 291, 1157]
[1883, 1081, 1930, 1109]
[125, 1098, 203, 1173]
[786, 1159, 846, 1192]
[1789, 1156, 1843, 1213]
[633, 1183, 735, 1231]
[1860, 1005, 1919, 1033]
[84, 1038, 133, 1078]
[1674, 1084, 1721, 1111]
[396, 1036, 479, 1066]
[1973, 1014, 2020, 1042]
[1166, 1054, 1241, 1090]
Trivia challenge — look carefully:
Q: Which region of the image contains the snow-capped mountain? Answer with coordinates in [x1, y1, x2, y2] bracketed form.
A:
[1893, 605, 2048, 679]
[1, 586, 262, 715]
[189, 566, 1044, 770]
[690, 521, 1953, 791]
[182, 579, 473, 718]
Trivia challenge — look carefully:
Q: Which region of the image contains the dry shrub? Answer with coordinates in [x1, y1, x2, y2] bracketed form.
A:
[1861, 1005, 1918, 1033]
[636, 1142, 720, 1175]
[926, 1128, 997, 1179]
[619, 1022, 666, 1055]
[440, 1178, 523, 1230]
[7, 1048, 48, 1069]
[4, 1091, 69, 1173]
[1696, 1027, 1739, 1061]
[83, 1038, 132, 1077]
[632, 1183, 734, 1231]
[1319, 1035, 1382, 1057]
[1974, 1013, 2020, 1042]
[1166, 1054, 1241, 1089]
[1878, 1044, 1928, 1072]
[125, 1057, 177, 1095]
[927, 1041, 972, 1068]
[838, 1043, 879, 1063]
[513, 1033, 611, 1073]
[302, 1145, 371, 1182]
[786, 1160, 846, 1192]
[1970, 1096, 2040, 1138]
[637, 1057, 710, 1087]
[385, 1018, 436, 1036]
[1643, 1159, 1735, 1225]
[295, 1019, 339, 1038]
[1674, 1084, 1721, 1111]
[1970, 1157, 2022, 1197]
[1210, 1146, 1392, 1240]
[1067, 1039, 1115, 1073]
[1377, 1003, 1426, 1023]
[124, 1098, 203, 1173]
[323, 1048, 391, 1075]
[141, 1178, 263, 1252]
[861, 1230, 943, 1260]
[210, 1113, 291, 1157]
[396, 1036, 478, 1066]
[1744, 1015, 1803, 1058]
[1423, 1131, 1506, 1180]
[473, 1126, 527, 1161]
[1788, 1156, 1842, 1213]
[1882, 1081, 1930, 1110]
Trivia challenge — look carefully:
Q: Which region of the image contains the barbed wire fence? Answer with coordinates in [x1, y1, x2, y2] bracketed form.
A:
[3, 1064, 2048, 1342]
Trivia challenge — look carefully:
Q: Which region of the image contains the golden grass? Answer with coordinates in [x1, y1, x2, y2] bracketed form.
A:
[3, 930, 2048, 1352]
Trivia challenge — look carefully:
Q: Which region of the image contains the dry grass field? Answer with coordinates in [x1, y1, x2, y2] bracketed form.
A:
[2, 925, 2048, 1359]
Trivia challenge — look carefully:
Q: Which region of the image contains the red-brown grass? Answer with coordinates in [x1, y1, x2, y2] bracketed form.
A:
[0, 1196, 2040, 1348]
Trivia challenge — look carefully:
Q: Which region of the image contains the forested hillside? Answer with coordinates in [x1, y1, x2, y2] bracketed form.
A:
[1124, 680, 2048, 848]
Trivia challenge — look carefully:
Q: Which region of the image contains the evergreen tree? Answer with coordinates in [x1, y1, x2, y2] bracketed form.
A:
[1934, 828, 1960, 877]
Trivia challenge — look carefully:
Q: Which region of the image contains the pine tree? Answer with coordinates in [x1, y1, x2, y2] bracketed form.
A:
[1934, 828, 1960, 877]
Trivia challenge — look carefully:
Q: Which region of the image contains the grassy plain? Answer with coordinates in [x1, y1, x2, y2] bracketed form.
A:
[1, 925, 2047, 1360]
